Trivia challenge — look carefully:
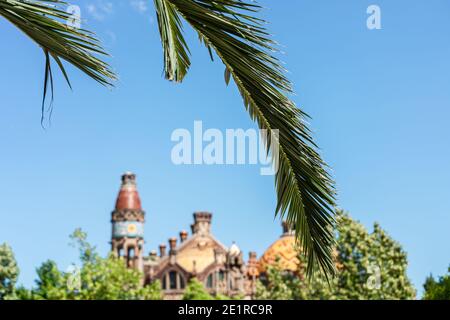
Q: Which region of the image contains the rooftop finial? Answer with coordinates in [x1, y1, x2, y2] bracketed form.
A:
[121, 172, 136, 186]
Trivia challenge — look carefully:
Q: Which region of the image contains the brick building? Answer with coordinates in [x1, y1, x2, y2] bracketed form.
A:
[110, 172, 299, 299]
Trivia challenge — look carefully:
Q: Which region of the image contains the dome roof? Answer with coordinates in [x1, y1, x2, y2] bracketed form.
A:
[229, 242, 241, 257]
[115, 172, 142, 210]
[258, 233, 299, 274]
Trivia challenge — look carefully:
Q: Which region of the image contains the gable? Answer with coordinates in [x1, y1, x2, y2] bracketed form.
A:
[175, 234, 228, 274]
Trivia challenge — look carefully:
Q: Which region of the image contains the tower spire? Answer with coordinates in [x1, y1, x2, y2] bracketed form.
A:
[111, 172, 145, 271]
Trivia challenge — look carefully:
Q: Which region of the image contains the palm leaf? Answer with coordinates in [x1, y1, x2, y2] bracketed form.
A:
[154, 0, 190, 82]
[154, 0, 337, 278]
[0, 0, 116, 122]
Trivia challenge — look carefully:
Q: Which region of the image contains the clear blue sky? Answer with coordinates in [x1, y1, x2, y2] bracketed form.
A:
[1, 0, 449, 297]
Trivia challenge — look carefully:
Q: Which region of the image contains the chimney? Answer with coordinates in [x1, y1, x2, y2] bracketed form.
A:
[192, 212, 212, 235]
[282, 220, 294, 236]
[159, 244, 167, 257]
[247, 251, 260, 279]
[180, 230, 188, 243]
[169, 237, 177, 255]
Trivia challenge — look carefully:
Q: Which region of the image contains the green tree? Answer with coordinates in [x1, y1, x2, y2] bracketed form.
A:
[255, 259, 294, 300]
[1, 0, 336, 277]
[182, 278, 213, 300]
[423, 267, 450, 300]
[257, 211, 416, 300]
[15, 229, 161, 300]
[33, 260, 67, 299]
[181, 278, 238, 300]
[0, 243, 19, 300]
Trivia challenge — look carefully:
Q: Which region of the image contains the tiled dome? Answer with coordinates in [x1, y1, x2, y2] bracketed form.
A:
[258, 223, 299, 273]
[115, 172, 142, 210]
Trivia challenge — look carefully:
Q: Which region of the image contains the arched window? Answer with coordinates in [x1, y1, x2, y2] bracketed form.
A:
[162, 271, 185, 290]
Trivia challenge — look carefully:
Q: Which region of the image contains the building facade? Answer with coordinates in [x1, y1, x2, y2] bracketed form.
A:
[111, 173, 300, 299]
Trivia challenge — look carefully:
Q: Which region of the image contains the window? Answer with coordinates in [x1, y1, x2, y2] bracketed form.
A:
[162, 271, 185, 290]
[206, 274, 213, 289]
[179, 275, 185, 289]
[169, 271, 177, 290]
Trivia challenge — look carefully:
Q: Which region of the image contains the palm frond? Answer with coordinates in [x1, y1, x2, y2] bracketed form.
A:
[154, 0, 190, 82]
[154, 0, 337, 278]
[0, 0, 116, 122]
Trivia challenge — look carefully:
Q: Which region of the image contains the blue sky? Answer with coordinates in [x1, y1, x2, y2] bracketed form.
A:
[1, 0, 449, 296]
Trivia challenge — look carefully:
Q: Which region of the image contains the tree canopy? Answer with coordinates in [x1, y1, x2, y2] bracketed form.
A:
[257, 211, 416, 300]
[0, 243, 19, 299]
[182, 278, 213, 300]
[423, 267, 450, 300]
[0, 215, 425, 300]
[13, 229, 161, 300]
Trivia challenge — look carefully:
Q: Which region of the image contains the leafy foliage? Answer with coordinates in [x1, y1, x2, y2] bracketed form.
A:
[256, 260, 294, 300]
[14, 229, 161, 300]
[182, 278, 213, 300]
[0, 243, 19, 299]
[32, 260, 67, 299]
[423, 267, 450, 300]
[154, 0, 336, 279]
[182, 278, 238, 300]
[256, 211, 416, 300]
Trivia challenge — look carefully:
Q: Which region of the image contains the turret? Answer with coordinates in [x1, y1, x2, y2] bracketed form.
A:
[191, 212, 212, 236]
[111, 172, 145, 271]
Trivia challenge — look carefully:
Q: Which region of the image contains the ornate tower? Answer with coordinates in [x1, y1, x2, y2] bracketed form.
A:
[111, 172, 145, 271]
[191, 212, 212, 236]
